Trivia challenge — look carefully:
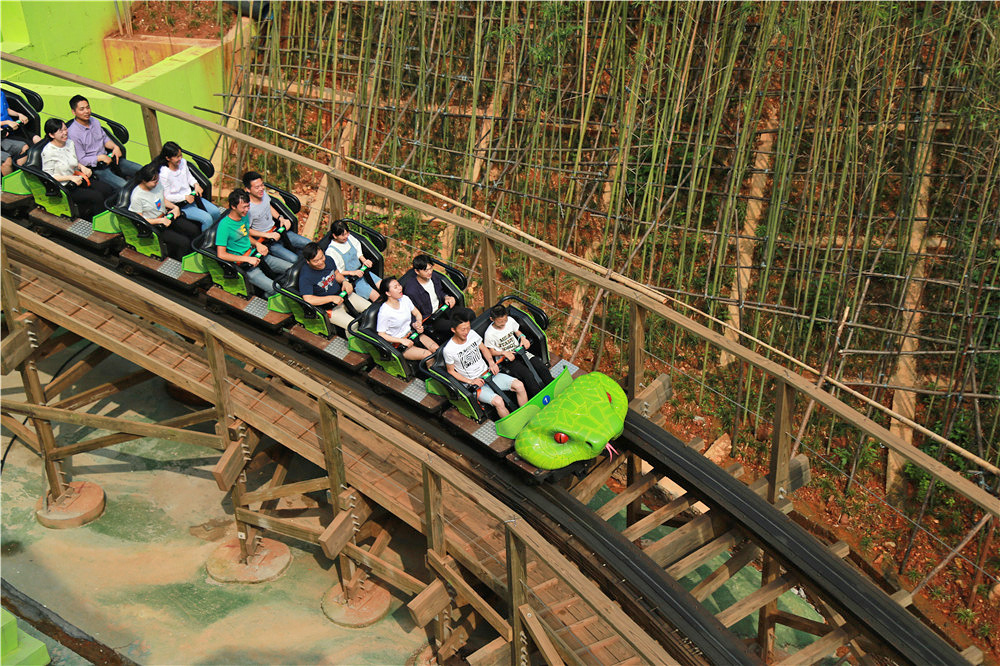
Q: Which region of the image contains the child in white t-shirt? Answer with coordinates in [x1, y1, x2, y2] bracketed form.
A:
[443, 308, 526, 418]
[483, 304, 551, 396]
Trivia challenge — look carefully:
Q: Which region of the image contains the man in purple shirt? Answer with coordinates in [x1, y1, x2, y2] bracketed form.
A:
[67, 94, 141, 191]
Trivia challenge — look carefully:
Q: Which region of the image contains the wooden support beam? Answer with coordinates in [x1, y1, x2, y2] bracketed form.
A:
[717, 574, 795, 628]
[43, 347, 113, 401]
[18, 360, 65, 499]
[1, 413, 40, 453]
[437, 614, 474, 662]
[595, 472, 657, 521]
[318, 398, 346, 516]
[518, 604, 565, 666]
[1, 400, 223, 450]
[48, 369, 154, 411]
[212, 428, 260, 492]
[318, 491, 373, 559]
[342, 541, 425, 596]
[691, 542, 761, 602]
[301, 174, 329, 241]
[772, 609, 833, 637]
[241, 476, 328, 506]
[774, 628, 851, 666]
[628, 373, 671, 422]
[2, 327, 33, 375]
[140, 105, 162, 160]
[422, 463, 446, 554]
[626, 303, 646, 399]
[621, 494, 698, 542]
[428, 551, 512, 641]
[568, 455, 625, 504]
[234, 507, 323, 544]
[408, 578, 452, 629]
[35, 331, 83, 361]
[48, 408, 216, 458]
[625, 453, 643, 527]
[324, 172, 345, 223]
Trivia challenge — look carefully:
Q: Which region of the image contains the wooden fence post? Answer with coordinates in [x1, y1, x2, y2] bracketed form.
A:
[422, 463, 451, 650]
[318, 397, 347, 516]
[325, 170, 345, 223]
[506, 524, 529, 666]
[626, 303, 646, 399]
[758, 379, 794, 659]
[140, 106, 162, 160]
[482, 236, 498, 307]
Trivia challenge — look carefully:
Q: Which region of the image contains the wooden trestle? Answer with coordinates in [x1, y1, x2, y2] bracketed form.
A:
[4, 220, 981, 666]
[2, 222, 679, 665]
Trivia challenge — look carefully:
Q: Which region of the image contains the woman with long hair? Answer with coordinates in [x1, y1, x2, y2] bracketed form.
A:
[128, 162, 200, 261]
[155, 141, 223, 231]
[376, 277, 439, 361]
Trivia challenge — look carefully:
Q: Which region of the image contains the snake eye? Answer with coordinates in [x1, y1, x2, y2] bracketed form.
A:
[554, 432, 569, 444]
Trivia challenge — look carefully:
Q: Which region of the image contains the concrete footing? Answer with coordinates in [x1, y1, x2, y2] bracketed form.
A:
[205, 537, 291, 583]
[321, 580, 392, 628]
[35, 481, 105, 529]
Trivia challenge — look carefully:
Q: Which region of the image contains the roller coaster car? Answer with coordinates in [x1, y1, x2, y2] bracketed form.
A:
[271, 220, 386, 370]
[346, 259, 468, 410]
[188, 221, 293, 332]
[15, 139, 120, 252]
[1, 82, 42, 197]
[105, 174, 210, 292]
[418, 296, 592, 481]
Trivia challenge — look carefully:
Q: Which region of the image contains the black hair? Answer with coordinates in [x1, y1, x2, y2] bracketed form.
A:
[489, 304, 507, 319]
[43, 118, 64, 136]
[69, 94, 88, 111]
[137, 162, 160, 183]
[155, 141, 182, 170]
[241, 171, 264, 188]
[450, 307, 475, 328]
[378, 276, 398, 300]
[228, 188, 250, 209]
[330, 219, 349, 237]
[412, 254, 433, 271]
[301, 242, 323, 261]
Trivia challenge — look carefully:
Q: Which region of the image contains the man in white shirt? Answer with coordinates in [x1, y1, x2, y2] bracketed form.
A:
[443, 308, 526, 418]
[483, 304, 551, 396]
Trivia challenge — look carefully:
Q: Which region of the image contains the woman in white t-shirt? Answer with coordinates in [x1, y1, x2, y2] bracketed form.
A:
[156, 141, 223, 231]
[375, 278, 439, 360]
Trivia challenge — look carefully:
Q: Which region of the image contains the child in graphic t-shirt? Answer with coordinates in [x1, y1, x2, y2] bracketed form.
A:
[442, 307, 526, 418]
[482, 304, 551, 397]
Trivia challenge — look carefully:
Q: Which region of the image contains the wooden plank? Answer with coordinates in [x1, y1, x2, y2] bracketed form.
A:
[49, 369, 154, 411]
[505, 526, 529, 666]
[212, 436, 247, 492]
[241, 477, 328, 506]
[1, 327, 33, 374]
[595, 472, 657, 521]
[482, 236, 498, 309]
[140, 105, 162, 161]
[318, 492, 373, 559]
[620, 494, 697, 542]
[342, 541, 425, 596]
[665, 529, 742, 579]
[43, 347, 113, 400]
[518, 604, 566, 666]
[716, 574, 795, 628]
[773, 628, 850, 666]
[627, 373, 671, 421]
[423, 464, 445, 554]
[772, 610, 832, 637]
[318, 399, 346, 515]
[1, 400, 222, 449]
[18, 359, 66, 498]
[35, 331, 83, 360]
[466, 637, 512, 666]
[49, 408, 217, 458]
[569, 456, 625, 504]
[643, 512, 729, 567]
[428, 551, 512, 641]
[407, 578, 451, 628]
[691, 543, 761, 602]
[234, 507, 323, 544]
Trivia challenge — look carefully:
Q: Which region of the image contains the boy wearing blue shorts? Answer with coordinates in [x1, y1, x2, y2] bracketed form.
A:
[442, 308, 526, 418]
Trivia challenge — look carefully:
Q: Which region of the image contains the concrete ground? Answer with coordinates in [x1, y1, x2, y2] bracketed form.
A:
[1, 341, 434, 665]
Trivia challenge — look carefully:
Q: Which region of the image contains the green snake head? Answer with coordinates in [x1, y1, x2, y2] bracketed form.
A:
[514, 372, 628, 470]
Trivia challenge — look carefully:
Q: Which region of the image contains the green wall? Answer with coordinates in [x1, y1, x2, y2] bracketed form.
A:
[1, 0, 226, 160]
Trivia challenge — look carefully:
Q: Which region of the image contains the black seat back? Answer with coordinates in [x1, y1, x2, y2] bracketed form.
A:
[1, 86, 41, 142]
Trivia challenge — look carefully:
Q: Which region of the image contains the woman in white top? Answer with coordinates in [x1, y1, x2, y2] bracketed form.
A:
[375, 278, 439, 360]
[40, 118, 114, 219]
[155, 141, 223, 231]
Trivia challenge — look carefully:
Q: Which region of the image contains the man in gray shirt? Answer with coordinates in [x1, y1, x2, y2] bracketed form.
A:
[241, 170, 310, 263]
